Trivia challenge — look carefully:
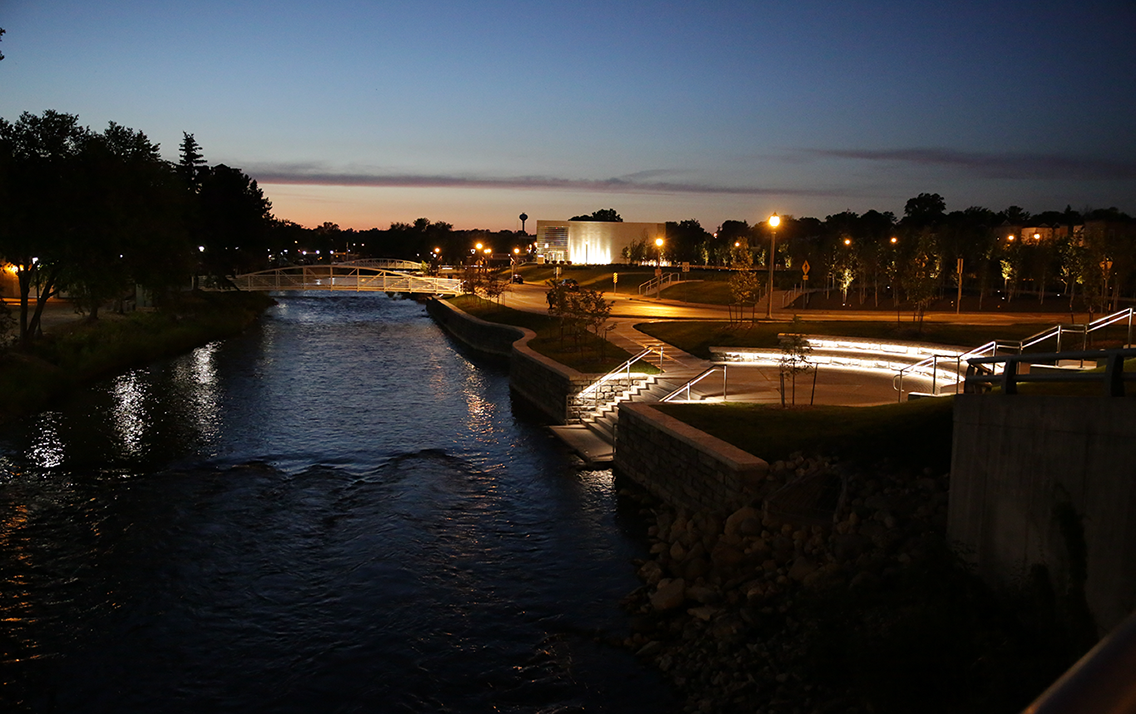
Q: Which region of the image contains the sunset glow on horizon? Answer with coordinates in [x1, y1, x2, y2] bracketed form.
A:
[3, 1, 1133, 231]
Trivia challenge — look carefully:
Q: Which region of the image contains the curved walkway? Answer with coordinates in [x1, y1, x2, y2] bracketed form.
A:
[495, 282, 1077, 407]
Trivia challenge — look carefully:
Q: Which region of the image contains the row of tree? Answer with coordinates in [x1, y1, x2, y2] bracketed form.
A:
[0, 110, 276, 347]
[619, 194, 1134, 318]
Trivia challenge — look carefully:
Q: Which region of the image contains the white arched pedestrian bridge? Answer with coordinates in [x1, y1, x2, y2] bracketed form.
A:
[229, 264, 462, 295]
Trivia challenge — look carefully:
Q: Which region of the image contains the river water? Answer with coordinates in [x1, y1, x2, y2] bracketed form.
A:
[0, 294, 675, 713]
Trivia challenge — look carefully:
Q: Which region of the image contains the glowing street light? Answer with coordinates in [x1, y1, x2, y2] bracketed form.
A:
[766, 213, 779, 318]
[654, 237, 665, 298]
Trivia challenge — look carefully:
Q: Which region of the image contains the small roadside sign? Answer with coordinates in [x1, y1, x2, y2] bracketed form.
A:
[802, 260, 811, 281]
[682, 262, 690, 273]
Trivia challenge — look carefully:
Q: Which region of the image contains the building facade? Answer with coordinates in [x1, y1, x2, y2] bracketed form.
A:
[534, 220, 665, 264]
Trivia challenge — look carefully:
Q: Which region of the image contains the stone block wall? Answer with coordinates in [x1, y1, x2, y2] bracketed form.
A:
[949, 394, 1136, 634]
[615, 403, 769, 514]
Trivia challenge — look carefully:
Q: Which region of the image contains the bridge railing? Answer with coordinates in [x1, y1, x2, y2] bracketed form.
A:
[225, 265, 461, 295]
[336, 258, 424, 271]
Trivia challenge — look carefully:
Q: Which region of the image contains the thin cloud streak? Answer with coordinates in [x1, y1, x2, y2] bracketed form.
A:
[247, 164, 839, 197]
[811, 148, 1136, 181]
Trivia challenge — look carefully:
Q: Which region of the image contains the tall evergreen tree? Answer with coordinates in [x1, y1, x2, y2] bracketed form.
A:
[178, 132, 207, 192]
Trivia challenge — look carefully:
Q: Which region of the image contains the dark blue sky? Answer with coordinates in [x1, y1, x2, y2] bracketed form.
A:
[3, 0, 1134, 229]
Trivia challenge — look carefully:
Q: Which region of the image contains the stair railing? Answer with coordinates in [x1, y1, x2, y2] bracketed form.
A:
[576, 346, 660, 410]
[660, 364, 728, 403]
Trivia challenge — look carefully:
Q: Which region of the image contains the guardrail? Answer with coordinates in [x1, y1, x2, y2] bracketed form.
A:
[964, 347, 1136, 396]
[638, 272, 681, 296]
[1022, 610, 1136, 714]
[660, 364, 727, 402]
[893, 308, 1136, 401]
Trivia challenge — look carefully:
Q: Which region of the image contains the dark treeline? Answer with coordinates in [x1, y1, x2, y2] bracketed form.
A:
[0, 110, 528, 349]
[0, 110, 276, 348]
[624, 193, 1134, 319]
[4, 109, 1133, 350]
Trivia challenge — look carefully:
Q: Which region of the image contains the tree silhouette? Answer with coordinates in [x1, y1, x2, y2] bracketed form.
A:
[570, 208, 622, 222]
[178, 132, 207, 193]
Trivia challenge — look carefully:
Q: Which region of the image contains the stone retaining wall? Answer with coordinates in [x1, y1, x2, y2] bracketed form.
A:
[615, 402, 770, 514]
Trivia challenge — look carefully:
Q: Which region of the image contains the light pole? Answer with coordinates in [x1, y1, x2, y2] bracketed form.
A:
[766, 213, 780, 318]
[654, 237, 665, 298]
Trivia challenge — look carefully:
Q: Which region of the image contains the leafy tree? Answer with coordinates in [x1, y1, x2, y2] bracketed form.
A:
[665, 219, 711, 264]
[570, 208, 622, 222]
[66, 122, 183, 319]
[0, 110, 91, 347]
[714, 220, 752, 266]
[902, 193, 946, 228]
[778, 315, 813, 406]
[621, 237, 648, 264]
[728, 269, 761, 324]
[196, 164, 274, 277]
[901, 231, 942, 331]
[0, 27, 6, 61]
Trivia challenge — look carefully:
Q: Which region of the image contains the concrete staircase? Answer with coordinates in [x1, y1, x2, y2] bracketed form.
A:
[578, 369, 703, 442]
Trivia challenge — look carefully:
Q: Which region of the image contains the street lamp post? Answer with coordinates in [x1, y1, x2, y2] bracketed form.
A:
[766, 213, 780, 318]
[654, 237, 665, 298]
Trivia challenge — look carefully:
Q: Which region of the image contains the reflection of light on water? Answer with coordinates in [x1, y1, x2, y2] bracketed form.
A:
[461, 368, 498, 441]
[577, 469, 614, 498]
[174, 342, 223, 443]
[191, 342, 218, 387]
[112, 372, 149, 457]
[28, 411, 65, 469]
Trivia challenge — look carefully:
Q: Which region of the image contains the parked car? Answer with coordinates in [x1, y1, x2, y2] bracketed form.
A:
[511, 274, 524, 284]
[559, 278, 579, 291]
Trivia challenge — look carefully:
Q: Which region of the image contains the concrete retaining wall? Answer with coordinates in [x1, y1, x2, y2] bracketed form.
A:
[949, 394, 1136, 634]
[615, 403, 769, 514]
[424, 298, 525, 358]
[426, 298, 599, 424]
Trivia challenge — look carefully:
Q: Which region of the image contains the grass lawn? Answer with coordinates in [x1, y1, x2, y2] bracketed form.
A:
[447, 294, 648, 374]
[513, 264, 735, 298]
[655, 397, 956, 471]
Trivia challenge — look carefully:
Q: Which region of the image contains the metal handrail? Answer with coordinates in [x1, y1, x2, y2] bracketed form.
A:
[576, 346, 661, 408]
[894, 341, 996, 401]
[1022, 610, 1136, 714]
[965, 347, 1136, 396]
[893, 308, 1136, 401]
[637, 272, 681, 296]
[660, 364, 727, 403]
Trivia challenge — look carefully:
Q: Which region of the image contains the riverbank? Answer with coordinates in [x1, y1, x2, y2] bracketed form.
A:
[425, 291, 1094, 710]
[616, 454, 1082, 714]
[0, 291, 275, 421]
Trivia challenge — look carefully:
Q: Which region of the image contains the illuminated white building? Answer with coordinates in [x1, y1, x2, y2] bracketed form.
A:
[534, 220, 665, 264]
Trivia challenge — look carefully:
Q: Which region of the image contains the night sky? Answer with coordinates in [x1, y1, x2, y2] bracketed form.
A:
[3, 0, 1134, 230]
